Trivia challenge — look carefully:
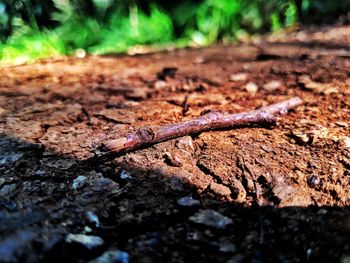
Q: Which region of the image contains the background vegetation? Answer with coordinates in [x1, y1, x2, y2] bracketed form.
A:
[0, 0, 349, 64]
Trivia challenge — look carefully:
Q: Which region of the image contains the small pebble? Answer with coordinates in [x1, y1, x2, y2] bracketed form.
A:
[309, 126, 329, 143]
[306, 248, 313, 258]
[307, 175, 320, 188]
[86, 211, 100, 228]
[84, 226, 93, 233]
[194, 57, 205, 64]
[317, 209, 327, 215]
[75, 48, 87, 58]
[72, 175, 88, 190]
[244, 82, 258, 95]
[89, 250, 129, 263]
[0, 153, 23, 166]
[163, 152, 183, 167]
[230, 73, 248, 82]
[219, 243, 237, 253]
[119, 170, 131, 180]
[34, 170, 48, 178]
[263, 80, 282, 91]
[0, 184, 17, 197]
[189, 209, 232, 229]
[65, 234, 104, 250]
[291, 130, 309, 144]
[176, 137, 195, 153]
[177, 196, 200, 207]
[342, 137, 350, 148]
[153, 80, 167, 89]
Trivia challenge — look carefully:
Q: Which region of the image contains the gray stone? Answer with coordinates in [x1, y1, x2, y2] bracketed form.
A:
[65, 234, 104, 250]
[189, 209, 233, 229]
[119, 170, 131, 180]
[84, 226, 93, 233]
[72, 175, 88, 190]
[89, 250, 129, 263]
[86, 211, 100, 228]
[34, 170, 48, 178]
[176, 136, 195, 153]
[0, 184, 17, 197]
[177, 196, 200, 207]
[219, 243, 237, 253]
[263, 80, 282, 91]
[0, 153, 23, 166]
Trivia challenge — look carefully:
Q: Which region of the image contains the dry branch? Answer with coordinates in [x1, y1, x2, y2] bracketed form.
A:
[99, 97, 301, 156]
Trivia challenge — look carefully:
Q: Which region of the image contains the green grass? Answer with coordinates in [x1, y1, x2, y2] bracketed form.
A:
[0, 30, 65, 65]
[0, 2, 176, 64]
[89, 5, 174, 55]
[2, 0, 345, 64]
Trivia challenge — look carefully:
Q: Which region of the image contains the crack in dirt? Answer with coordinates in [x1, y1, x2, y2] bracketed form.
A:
[195, 160, 225, 185]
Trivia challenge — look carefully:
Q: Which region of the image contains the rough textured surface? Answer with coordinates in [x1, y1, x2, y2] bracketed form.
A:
[1, 25, 350, 262]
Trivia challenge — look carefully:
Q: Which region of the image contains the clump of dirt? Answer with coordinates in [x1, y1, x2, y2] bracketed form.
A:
[0, 26, 350, 262]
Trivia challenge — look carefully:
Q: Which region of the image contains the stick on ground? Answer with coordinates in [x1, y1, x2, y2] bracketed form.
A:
[100, 97, 301, 156]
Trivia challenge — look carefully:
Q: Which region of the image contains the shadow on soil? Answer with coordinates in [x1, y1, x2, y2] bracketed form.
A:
[0, 133, 350, 263]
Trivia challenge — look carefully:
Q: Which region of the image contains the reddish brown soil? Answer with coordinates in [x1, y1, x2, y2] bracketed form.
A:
[1, 26, 350, 263]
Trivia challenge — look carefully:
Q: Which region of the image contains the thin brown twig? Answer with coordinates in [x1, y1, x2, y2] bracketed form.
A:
[99, 97, 301, 156]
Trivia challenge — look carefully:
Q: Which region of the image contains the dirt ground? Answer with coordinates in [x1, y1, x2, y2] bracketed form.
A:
[1, 25, 350, 263]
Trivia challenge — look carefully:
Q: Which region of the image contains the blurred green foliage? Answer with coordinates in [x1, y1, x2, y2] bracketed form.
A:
[0, 0, 349, 64]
